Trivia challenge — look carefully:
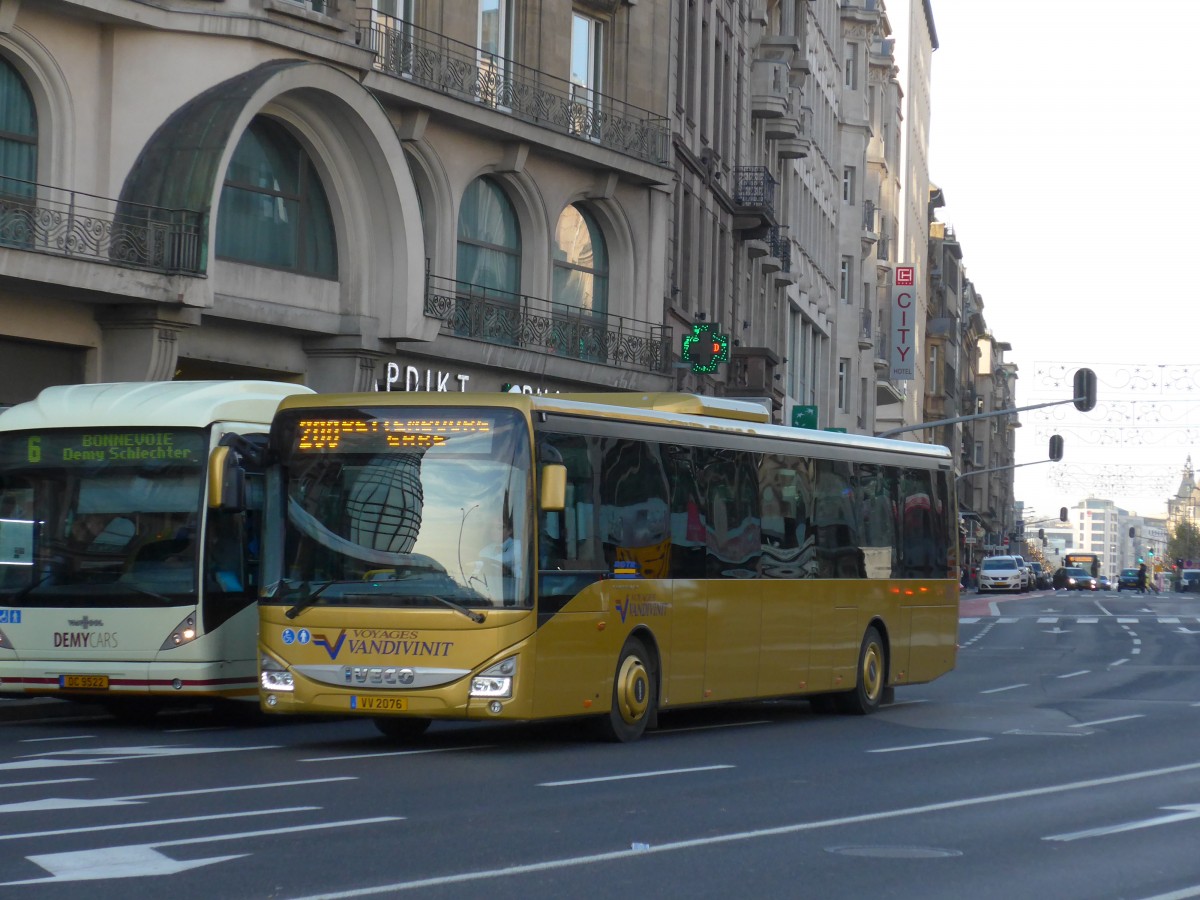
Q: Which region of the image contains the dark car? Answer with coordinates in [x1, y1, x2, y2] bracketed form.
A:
[1058, 566, 1097, 591]
[1117, 568, 1139, 591]
[1029, 561, 1051, 589]
[1097, 575, 1114, 591]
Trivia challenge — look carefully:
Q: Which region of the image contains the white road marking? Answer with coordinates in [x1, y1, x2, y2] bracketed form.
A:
[18, 735, 95, 743]
[279, 761, 1200, 899]
[1046, 803, 1200, 842]
[0, 777, 356, 814]
[1069, 715, 1145, 729]
[980, 684, 1028, 694]
[1110, 659, 1130, 667]
[2, 817, 401, 886]
[655, 721, 770, 734]
[539, 765, 734, 787]
[0, 778, 91, 791]
[302, 745, 493, 763]
[867, 737, 990, 753]
[0, 806, 318, 842]
[1058, 670, 1090, 679]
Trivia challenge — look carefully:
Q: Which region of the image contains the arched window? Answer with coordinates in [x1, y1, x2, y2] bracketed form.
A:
[553, 204, 607, 314]
[216, 116, 337, 279]
[456, 176, 520, 297]
[0, 56, 37, 199]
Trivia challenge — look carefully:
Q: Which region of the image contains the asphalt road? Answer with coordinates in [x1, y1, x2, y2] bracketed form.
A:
[2, 586, 1200, 899]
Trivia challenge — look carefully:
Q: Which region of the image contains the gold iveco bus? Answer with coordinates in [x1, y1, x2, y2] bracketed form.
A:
[258, 392, 958, 741]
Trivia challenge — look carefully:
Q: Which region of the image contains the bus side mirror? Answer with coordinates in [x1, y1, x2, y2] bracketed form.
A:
[540, 464, 566, 512]
[208, 446, 246, 511]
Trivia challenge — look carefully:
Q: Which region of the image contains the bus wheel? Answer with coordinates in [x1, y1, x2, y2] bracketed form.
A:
[373, 716, 431, 740]
[835, 626, 886, 715]
[598, 637, 656, 743]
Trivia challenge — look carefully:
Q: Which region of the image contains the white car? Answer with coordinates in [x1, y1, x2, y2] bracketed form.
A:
[978, 555, 1024, 594]
[1011, 555, 1035, 591]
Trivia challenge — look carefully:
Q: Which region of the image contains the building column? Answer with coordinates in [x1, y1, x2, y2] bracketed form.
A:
[96, 306, 200, 382]
[304, 337, 386, 393]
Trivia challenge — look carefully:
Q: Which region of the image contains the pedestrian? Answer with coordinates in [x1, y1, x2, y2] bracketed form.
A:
[1137, 562, 1148, 594]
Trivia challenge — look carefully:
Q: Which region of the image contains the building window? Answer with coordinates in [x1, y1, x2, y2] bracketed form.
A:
[839, 256, 852, 303]
[842, 167, 855, 204]
[553, 204, 608, 313]
[927, 344, 939, 394]
[457, 175, 521, 296]
[0, 56, 38, 199]
[838, 358, 850, 412]
[973, 441, 984, 466]
[844, 42, 859, 90]
[570, 12, 604, 135]
[216, 116, 338, 278]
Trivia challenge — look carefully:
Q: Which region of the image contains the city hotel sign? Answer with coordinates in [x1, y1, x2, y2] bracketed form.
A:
[890, 265, 916, 382]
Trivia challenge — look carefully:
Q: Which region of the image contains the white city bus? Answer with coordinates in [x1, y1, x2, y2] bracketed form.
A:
[0, 380, 312, 719]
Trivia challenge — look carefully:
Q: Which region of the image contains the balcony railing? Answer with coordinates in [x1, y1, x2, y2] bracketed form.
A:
[359, 18, 670, 165]
[767, 225, 791, 272]
[0, 176, 205, 275]
[732, 166, 778, 216]
[424, 274, 671, 373]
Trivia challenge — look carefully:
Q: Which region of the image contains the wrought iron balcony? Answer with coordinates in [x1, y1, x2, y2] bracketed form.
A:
[0, 176, 204, 275]
[424, 274, 671, 373]
[733, 166, 777, 211]
[358, 18, 670, 165]
[767, 226, 791, 273]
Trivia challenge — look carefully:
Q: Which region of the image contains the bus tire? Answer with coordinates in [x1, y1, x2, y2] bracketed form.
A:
[835, 626, 886, 715]
[597, 637, 656, 743]
[373, 716, 431, 740]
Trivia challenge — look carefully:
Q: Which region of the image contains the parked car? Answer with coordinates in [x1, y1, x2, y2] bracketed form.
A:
[1029, 561, 1051, 589]
[1011, 555, 1035, 591]
[1117, 568, 1140, 591]
[978, 555, 1024, 594]
[1058, 566, 1098, 591]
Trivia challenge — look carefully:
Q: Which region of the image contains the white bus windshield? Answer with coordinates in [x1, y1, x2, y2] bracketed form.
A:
[0, 429, 208, 606]
[264, 407, 533, 612]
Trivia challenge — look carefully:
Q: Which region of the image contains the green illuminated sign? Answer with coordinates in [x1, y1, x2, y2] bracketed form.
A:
[681, 323, 730, 374]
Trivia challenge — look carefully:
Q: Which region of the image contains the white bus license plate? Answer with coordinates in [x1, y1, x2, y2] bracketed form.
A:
[351, 696, 407, 711]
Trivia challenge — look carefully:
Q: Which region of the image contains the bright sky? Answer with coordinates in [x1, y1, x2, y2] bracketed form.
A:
[926, 1, 1198, 522]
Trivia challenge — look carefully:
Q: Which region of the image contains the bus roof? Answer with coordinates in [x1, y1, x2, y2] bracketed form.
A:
[0, 381, 314, 431]
[276, 391, 952, 464]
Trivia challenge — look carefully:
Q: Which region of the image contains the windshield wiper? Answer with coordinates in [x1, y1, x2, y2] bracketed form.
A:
[275, 580, 342, 620]
[342, 591, 487, 624]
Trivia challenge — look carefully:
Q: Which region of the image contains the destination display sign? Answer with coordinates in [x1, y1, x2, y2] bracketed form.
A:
[0, 430, 206, 468]
[293, 415, 496, 454]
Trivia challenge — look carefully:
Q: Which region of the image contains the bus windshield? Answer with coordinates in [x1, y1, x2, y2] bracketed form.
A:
[0, 428, 208, 607]
[263, 406, 533, 612]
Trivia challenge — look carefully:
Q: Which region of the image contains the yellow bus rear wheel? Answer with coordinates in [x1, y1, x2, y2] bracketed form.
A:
[835, 625, 887, 715]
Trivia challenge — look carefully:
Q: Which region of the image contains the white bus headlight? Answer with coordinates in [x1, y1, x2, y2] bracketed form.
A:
[260, 655, 294, 692]
[159, 613, 198, 650]
[470, 656, 516, 699]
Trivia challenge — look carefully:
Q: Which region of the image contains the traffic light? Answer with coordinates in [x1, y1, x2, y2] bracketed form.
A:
[1059, 507, 1068, 522]
[1073, 367, 1097, 412]
[1048, 434, 1063, 461]
[681, 323, 730, 374]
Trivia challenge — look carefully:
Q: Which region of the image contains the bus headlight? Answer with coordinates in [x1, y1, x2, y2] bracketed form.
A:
[159, 613, 197, 650]
[470, 656, 516, 699]
[260, 655, 294, 692]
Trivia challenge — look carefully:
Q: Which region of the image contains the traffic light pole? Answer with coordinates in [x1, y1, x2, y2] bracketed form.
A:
[878, 396, 1089, 439]
[955, 458, 1053, 482]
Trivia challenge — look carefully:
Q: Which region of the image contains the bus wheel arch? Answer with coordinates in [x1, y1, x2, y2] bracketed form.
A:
[835, 622, 888, 715]
[597, 631, 659, 742]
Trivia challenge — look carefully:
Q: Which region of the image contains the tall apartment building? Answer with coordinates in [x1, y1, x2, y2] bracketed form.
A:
[0, 1, 675, 399]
